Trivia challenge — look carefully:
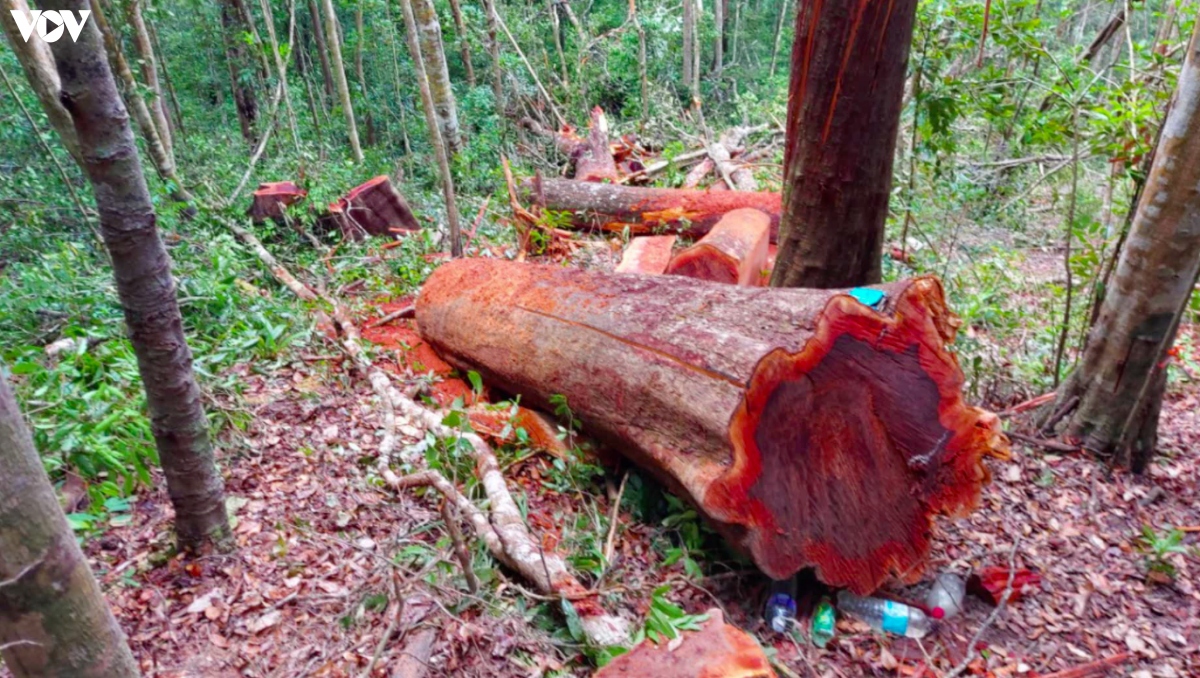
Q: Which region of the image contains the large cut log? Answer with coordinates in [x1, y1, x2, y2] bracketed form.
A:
[521, 178, 782, 241]
[416, 259, 1008, 592]
[665, 208, 770, 285]
[329, 175, 420, 240]
[615, 235, 677, 275]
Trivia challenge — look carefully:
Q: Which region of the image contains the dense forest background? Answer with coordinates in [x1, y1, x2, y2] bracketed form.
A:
[2, 0, 1199, 675]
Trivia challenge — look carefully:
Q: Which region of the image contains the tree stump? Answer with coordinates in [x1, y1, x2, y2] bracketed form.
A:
[416, 258, 1009, 592]
[328, 175, 420, 240]
[247, 181, 307, 222]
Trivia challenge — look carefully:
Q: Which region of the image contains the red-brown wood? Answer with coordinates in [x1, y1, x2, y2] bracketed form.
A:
[665, 208, 770, 286]
[247, 181, 307, 222]
[520, 178, 782, 241]
[615, 235, 677, 275]
[416, 258, 1009, 591]
[593, 609, 773, 678]
[328, 175, 420, 240]
[574, 107, 621, 183]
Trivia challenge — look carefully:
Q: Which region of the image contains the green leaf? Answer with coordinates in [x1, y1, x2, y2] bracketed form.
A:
[561, 598, 585, 642]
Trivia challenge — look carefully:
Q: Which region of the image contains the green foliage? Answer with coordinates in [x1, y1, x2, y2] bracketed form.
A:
[1137, 525, 1194, 581]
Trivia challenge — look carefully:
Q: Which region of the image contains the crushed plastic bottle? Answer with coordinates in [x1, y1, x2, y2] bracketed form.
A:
[925, 572, 966, 620]
[836, 590, 935, 639]
[763, 578, 798, 633]
[810, 596, 835, 648]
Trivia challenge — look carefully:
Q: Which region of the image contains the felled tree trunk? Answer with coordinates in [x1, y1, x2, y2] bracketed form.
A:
[665, 208, 769, 285]
[615, 235, 676, 274]
[0, 375, 140, 678]
[520, 178, 782, 240]
[248, 181, 308, 222]
[417, 259, 1008, 592]
[329, 175, 420, 239]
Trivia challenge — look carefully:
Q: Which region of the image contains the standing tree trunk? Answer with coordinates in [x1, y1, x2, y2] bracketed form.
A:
[222, 0, 261, 145]
[630, 0, 648, 125]
[1, 0, 83, 167]
[768, 0, 790, 77]
[712, 0, 724, 73]
[308, 0, 336, 101]
[769, 0, 919, 288]
[260, 0, 302, 154]
[399, 0, 463, 256]
[0, 375, 140, 678]
[90, 0, 193, 207]
[48, 3, 232, 551]
[411, 0, 463, 155]
[1051, 23, 1200, 471]
[446, 0, 476, 87]
[147, 18, 186, 138]
[481, 0, 503, 109]
[322, 0, 364, 161]
[354, 0, 376, 146]
[126, 0, 174, 160]
[682, 0, 695, 94]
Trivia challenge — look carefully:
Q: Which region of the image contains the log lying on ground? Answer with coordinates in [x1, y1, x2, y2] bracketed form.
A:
[519, 108, 637, 182]
[417, 259, 1009, 592]
[615, 235, 677, 275]
[665, 208, 769, 285]
[248, 181, 307, 222]
[328, 175, 420, 240]
[521, 178, 782, 241]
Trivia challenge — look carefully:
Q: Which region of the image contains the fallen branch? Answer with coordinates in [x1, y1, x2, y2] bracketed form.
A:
[367, 306, 416, 329]
[1006, 430, 1081, 454]
[227, 221, 318, 302]
[1038, 653, 1133, 678]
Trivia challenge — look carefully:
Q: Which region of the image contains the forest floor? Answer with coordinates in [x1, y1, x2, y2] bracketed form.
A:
[77, 243, 1200, 678]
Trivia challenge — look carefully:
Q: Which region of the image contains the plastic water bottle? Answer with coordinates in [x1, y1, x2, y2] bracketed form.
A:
[925, 572, 966, 620]
[763, 578, 798, 633]
[810, 596, 836, 648]
[836, 591, 935, 639]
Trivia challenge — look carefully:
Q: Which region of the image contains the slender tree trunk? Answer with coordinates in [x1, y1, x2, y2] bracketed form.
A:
[411, 0, 463, 154]
[90, 0, 194, 207]
[398, 0, 463, 256]
[221, 0, 261, 144]
[308, 0, 335, 100]
[384, 0, 414, 167]
[146, 18, 186, 138]
[768, 0, 790, 78]
[354, 0, 376, 146]
[682, 0, 695, 91]
[548, 0, 569, 87]
[481, 0, 503, 109]
[0, 0, 83, 166]
[298, 39, 327, 152]
[629, 0, 648, 125]
[731, 0, 740, 64]
[48, 1, 232, 550]
[769, 0, 919, 288]
[126, 0, 173, 160]
[0, 375, 140, 678]
[260, 0, 302, 154]
[712, 0, 725, 73]
[322, 0, 364, 161]
[1052, 23, 1200, 469]
[446, 0, 476, 87]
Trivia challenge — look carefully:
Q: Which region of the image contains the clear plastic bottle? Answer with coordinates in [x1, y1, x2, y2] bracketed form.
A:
[836, 591, 935, 639]
[763, 578, 798, 633]
[925, 572, 966, 620]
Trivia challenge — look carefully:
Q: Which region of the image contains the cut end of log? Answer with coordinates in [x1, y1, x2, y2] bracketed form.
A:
[248, 181, 307, 221]
[615, 235, 677, 275]
[665, 208, 770, 285]
[328, 175, 420, 240]
[710, 277, 1009, 591]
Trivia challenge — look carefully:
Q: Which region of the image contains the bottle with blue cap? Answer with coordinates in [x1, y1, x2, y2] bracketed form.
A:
[762, 578, 798, 633]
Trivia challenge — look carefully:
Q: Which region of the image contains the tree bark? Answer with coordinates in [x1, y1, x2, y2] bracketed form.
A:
[768, 0, 790, 78]
[416, 259, 1007, 591]
[682, 0, 695, 91]
[308, 0, 335, 100]
[665, 207, 770, 285]
[712, 0, 725, 73]
[48, 3, 231, 550]
[411, 0, 462, 155]
[260, 0, 302, 154]
[1052, 22, 1200, 469]
[222, 0, 261, 145]
[481, 0, 503, 110]
[0, 374, 140, 678]
[354, 0, 376, 146]
[399, 0, 463, 256]
[520, 178, 782, 240]
[146, 18, 186, 138]
[0, 0, 83, 167]
[322, 0, 364, 161]
[126, 0, 174, 160]
[769, 0, 919, 288]
[446, 0, 476, 87]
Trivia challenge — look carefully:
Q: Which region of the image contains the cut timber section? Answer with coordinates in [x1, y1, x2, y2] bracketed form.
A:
[248, 181, 307, 222]
[329, 175, 420, 240]
[665, 208, 770, 285]
[417, 259, 1009, 592]
[593, 608, 772, 678]
[615, 235, 677, 275]
[521, 178, 782, 242]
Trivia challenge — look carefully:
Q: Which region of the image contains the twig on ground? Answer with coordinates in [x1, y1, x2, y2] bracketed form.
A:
[603, 471, 630, 565]
[227, 220, 318, 302]
[1007, 430, 1081, 454]
[998, 392, 1056, 418]
[1038, 652, 1133, 678]
[441, 499, 480, 594]
[360, 571, 405, 678]
[945, 539, 1021, 678]
[367, 306, 416, 329]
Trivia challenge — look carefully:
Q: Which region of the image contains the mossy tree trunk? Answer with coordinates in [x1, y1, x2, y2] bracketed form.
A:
[48, 0, 231, 551]
[0, 374, 140, 678]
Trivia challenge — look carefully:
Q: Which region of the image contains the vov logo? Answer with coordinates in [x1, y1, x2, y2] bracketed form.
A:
[9, 10, 91, 43]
